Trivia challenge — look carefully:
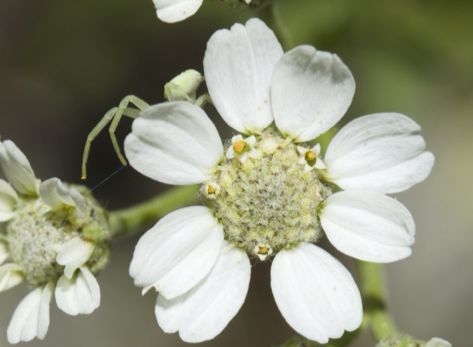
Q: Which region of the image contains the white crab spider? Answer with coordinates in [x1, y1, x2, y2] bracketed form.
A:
[81, 69, 210, 179]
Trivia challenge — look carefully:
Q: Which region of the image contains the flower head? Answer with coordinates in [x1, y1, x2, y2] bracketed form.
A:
[0, 140, 111, 343]
[126, 18, 434, 343]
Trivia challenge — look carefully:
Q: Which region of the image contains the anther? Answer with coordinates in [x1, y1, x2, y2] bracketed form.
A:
[305, 151, 317, 166]
[254, 244, 273, 261]
[234, 141, 245, 153]
[207, 185, 217, 194]
[258, 246, 269, 254]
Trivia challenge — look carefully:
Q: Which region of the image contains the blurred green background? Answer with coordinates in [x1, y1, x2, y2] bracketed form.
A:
[0, 0, 472, 346]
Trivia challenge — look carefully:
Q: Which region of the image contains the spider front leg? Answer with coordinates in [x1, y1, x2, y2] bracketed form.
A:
[81, 95, 149, 180]
[194, 93, 212, 108]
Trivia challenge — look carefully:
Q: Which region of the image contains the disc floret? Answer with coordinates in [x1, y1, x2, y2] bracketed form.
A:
[203, 129, 331, 260]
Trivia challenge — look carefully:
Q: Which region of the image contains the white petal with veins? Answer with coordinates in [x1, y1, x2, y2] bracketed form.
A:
[54, 237, 94, 279]
[272, 46, 355, 142]
[0, 241, 8, 265]
[125, 101, 223, 185]
[153, 0, 203, 23]
[56, 267, 100, 315]
[155, 241, 251, 342]
[0, 263, 24, 292]
[271, 243, 362, 344]
[40, 178, 87, 218]
[204, 19, 283, 133]
[324, 113, 435, 194]
[0, 140, 38, 196]
[7, 281, 54, 343]
[0, 179, 18, 222]
[320, 190, 415, 262]
[130, 206, 223, 299]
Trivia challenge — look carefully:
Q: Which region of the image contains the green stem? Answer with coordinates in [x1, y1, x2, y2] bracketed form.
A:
[357, 261, 398, 342]
[108, 185, 199, 238]
[258, 1, 293, 50]
[278, 316, 367, 347]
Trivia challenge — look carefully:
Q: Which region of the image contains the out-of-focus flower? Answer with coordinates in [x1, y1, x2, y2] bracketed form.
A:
[0, 140, 111, 344]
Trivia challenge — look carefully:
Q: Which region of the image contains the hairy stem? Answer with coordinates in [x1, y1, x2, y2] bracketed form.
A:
[108, 185, 199, 238]
[357, 261, 398, 342]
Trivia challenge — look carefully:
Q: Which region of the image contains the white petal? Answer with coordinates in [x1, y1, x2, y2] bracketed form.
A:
[272, 46, 355, 142]
[155, 241, 251, 343]
[40, 178, 87, 218]
[153, 0, 203, 23]
[125, 101, 223, 185]
[69, 188, 88, 218]
[0, 263, 24, 292]
[0, 241, 9, 265]
[271, 243, 362, 344]
[324, 113, 435, 194]
[0, 140, 39, 196]
[425, 338, 452, 347]
[55, 267, 100, 315]
[320, 191, 415, 263]
[204, 18, 283, 133]
[225, 146, 235, 159]
[246, 135, 256, 146]
[54, 237, 94, 279]
[130, 206, 223, 299]
[0, 179, 18, 222]
[7, 281, 54, 344]
[37, 282, 54, 340]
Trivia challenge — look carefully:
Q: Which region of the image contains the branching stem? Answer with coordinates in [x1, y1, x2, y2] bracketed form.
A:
[108, 185, 199, 239]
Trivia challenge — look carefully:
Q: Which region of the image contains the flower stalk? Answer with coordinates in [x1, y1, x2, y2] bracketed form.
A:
[258, 1, 293, 50]
[280, 327, 363, 347]
[108, 185, 199, 239]
[357, 261, 398, 342]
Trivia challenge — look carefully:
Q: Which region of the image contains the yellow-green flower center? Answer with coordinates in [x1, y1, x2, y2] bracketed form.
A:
[5, 188, 111, 287]
[203, 129, 331, 260]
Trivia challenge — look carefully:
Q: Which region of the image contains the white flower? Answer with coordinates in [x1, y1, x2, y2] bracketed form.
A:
[425, 337, 452, 347]
[0, 140, 103, 343]
[0, 140, 39, 196]
[152, 0, 203, 23]
[126, 18, 434, 343]
[152, 0, 263, 23]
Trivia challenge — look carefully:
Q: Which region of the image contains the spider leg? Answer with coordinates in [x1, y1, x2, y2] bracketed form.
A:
[81, 95, 149, 179]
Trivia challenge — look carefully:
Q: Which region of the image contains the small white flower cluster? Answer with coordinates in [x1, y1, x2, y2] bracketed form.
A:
[0, 140, 110, 344]
[124, 19, 434, 344]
